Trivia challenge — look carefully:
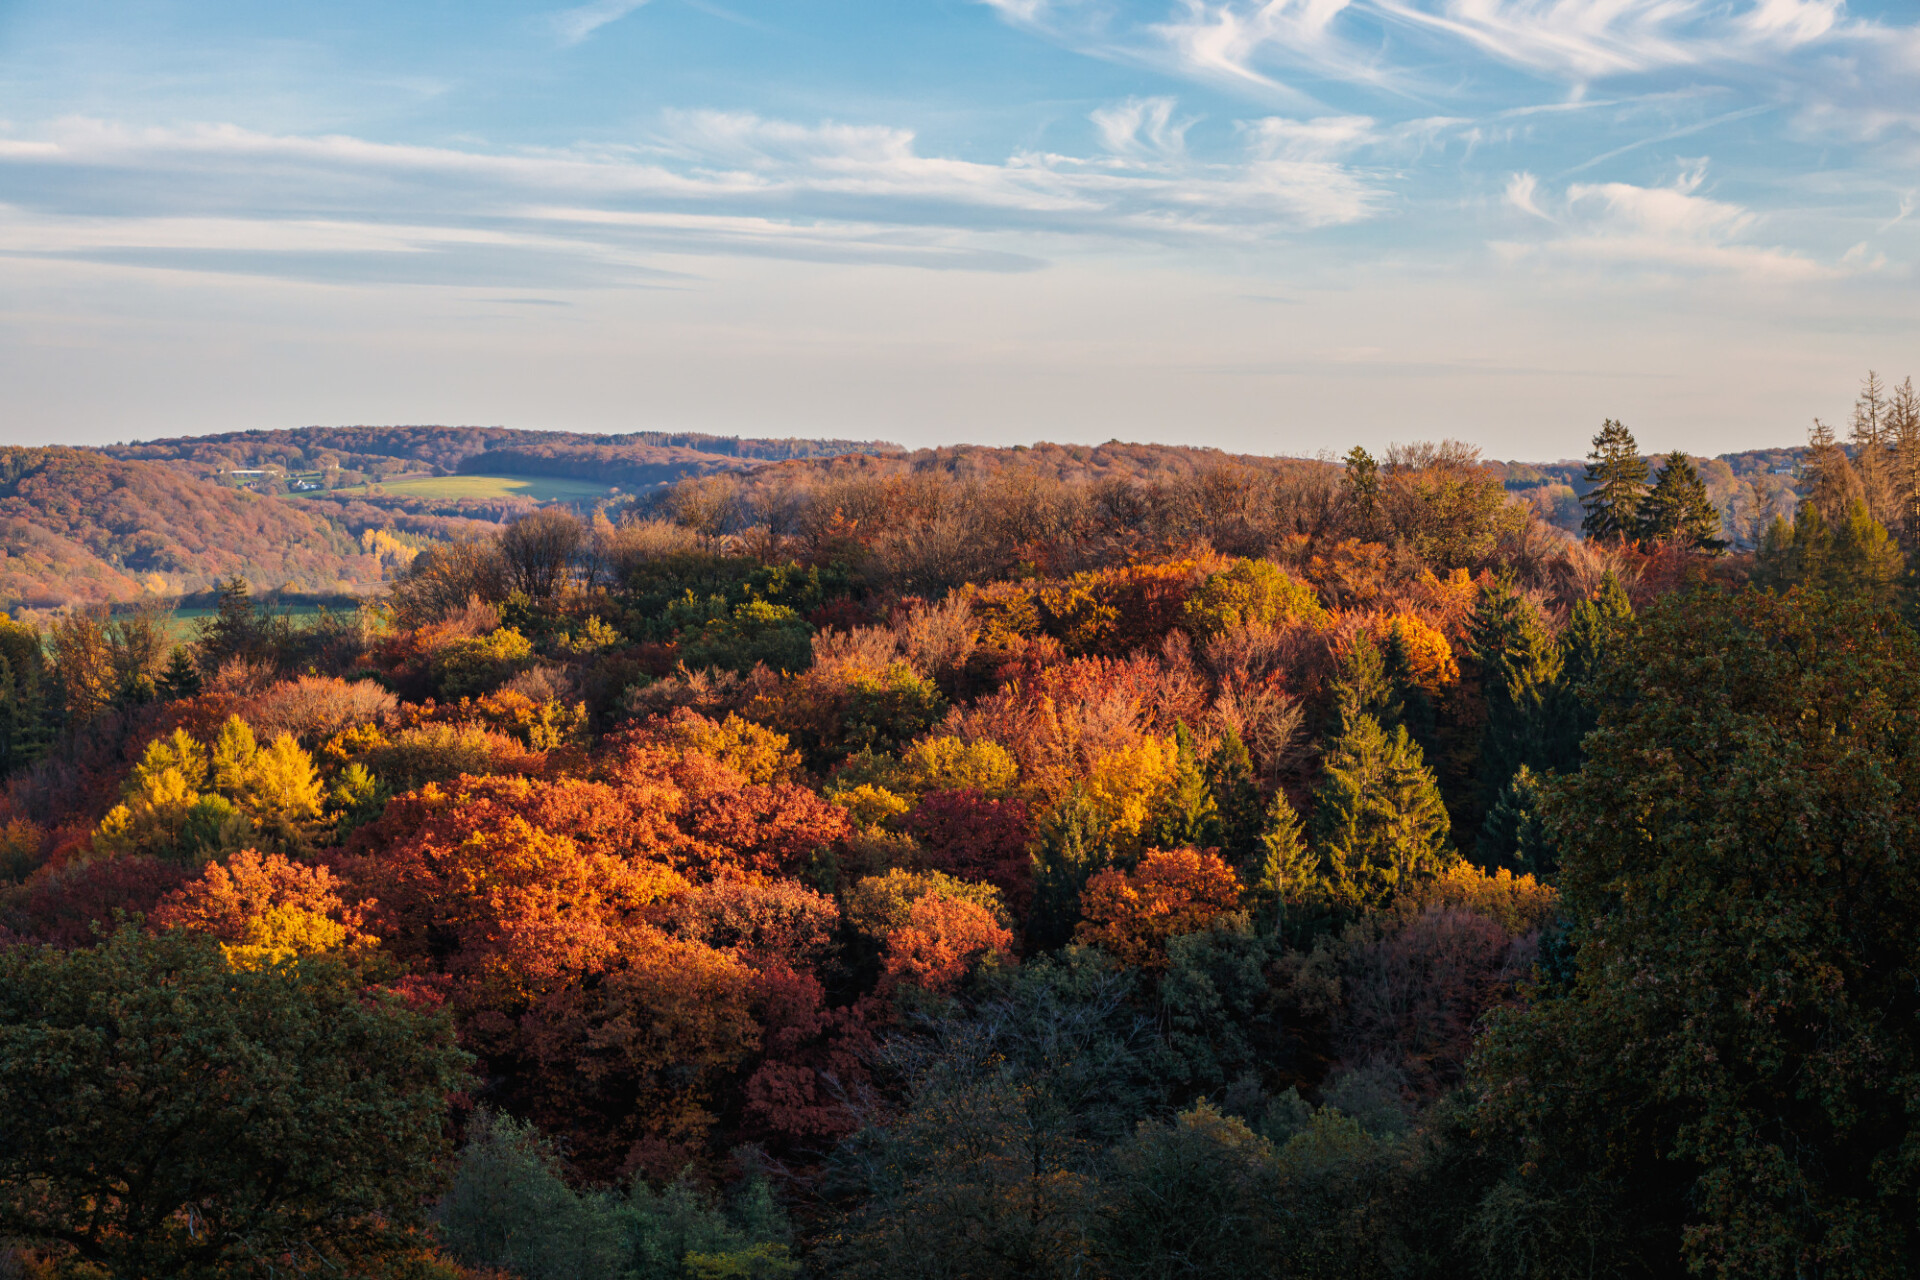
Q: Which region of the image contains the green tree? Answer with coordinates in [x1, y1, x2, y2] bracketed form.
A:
[159, 643, 202, 700]
[0, 613, 52, 778]
[1342, 446, 1383, 539]
[1468, 578, 1569, 816]
[1028, 788, 1114, 950]
[1247, 789, 1314, 938]
[1579, 418, 1648, 543]
[1148, 723, 1220, 852]
[1203, 726, 1263, 865]
[1754, 499, 1904, 606]
[1634, 451, 1726, 552]
[1471, 587, 1920, 1277]
[1474, 763, 1552, 876]
[0, 927, 469, 1278]
[1310, 715, 1452, 912]
[197, 574, 279, 673]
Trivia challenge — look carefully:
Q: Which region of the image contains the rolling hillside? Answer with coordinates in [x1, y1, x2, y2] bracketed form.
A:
[0, 448, 387, 608]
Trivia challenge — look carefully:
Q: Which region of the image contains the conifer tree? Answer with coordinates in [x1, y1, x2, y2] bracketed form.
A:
[1028, 788, 1112, 950]
[1890, 376, 1920, 548]
[1311, 714, 1452, 911]
[1806, 419, 1864, 522]
[1851, 370, 1894, 526]
[1329, 632, 1400, 737]
[1553, 571, 1634, 759]
[0, 614, 52, 780]
[1580, 419, 1649, 542]
[1149, 723, 1220, 852]
[1634, 452, 1726, 552]
[1476, 762, 1554, 876]
[158, 645, 202, 701]
[1249, 788, 1314, 937]
[1203, 726, 1263, 865]
[1470, 578, 1569, 813]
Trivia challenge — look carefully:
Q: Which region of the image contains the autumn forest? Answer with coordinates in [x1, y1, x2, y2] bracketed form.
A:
[4, 381, 1920, 1279]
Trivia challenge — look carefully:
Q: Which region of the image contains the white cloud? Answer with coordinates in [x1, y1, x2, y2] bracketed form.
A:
[1496, 162, 1835, 279]
[552, 0, 651, 45]
[0, 104, 1395, 289]
[1090, 97, 1196, 162]
[984, 0, 1905, 102]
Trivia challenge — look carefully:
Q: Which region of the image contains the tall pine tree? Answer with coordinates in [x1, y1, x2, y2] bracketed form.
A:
[1203, 726, 1263, 866]
[1470, 577, 1570, 817]
[1580, 419, 1649, 543]
[1312, 714, 1452, 912]
[1249, 788, 1314, 938]
[1634, 452, 1726, 552]
[1149, 723, 1221, 852]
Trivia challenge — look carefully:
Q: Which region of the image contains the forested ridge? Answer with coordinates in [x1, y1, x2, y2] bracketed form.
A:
[3, 379, 1920, 1278]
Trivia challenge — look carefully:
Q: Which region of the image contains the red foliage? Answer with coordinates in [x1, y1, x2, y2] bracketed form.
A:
[17, 856, 194, 947]
[658, 877, 838, 969]
[338, 778, 690, 1020]
[741, 965, 880, 1145]
[514, 927, 761, 1176]
[881, 894, 1013, 996]
[669, 753, 851, 878]
[1075, 847, 1241, 969]
[906, 789, 1035, 914]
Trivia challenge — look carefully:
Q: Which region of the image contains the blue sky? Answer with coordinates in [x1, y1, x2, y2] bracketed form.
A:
[1, 0, 1917, 457]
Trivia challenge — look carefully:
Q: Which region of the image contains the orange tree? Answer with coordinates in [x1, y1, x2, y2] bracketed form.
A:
[1074, 848, 1241, 970]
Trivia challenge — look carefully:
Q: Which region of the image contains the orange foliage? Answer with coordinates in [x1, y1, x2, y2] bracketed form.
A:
[1075, 848, 1242, 969]
[151, 848, 374, 951]
[881, 894, 1014, 996]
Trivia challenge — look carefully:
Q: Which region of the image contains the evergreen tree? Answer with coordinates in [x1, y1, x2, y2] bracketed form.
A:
[1469, 578, 1569, 815]
[1149, 723, 1221, 852]
[1890, 376, 1920, 548]
[1753, 500, 1903, 605]
[1553, 572, 1634, 761]
[1806, 418, 1864, 522]
[1248, 788, 1314, 938]
[1633, 451, 1726, 552]
[1203, 726, 1263, 866]
[197, 575, 275, 673]
[1328, 631, 1400, 737]
[1580, 419, 1648, 543]
[1828, 499, 1906, 607]
[1028, 788, 1113, 950]
[1311, 714, 1452, 912]
[0, 614, 51, 780]
[1476, 762, 1554, 876]
[158, 644, 202, 700]
[1851, 370, 1894, 527]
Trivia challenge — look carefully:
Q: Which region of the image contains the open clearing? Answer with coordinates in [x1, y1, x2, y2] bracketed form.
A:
[337, 473, 613, 502]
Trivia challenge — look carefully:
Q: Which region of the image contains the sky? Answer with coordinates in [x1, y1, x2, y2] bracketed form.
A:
[1, 1, 1917, 460]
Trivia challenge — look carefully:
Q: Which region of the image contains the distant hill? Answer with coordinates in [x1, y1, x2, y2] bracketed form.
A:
[0, 448, 385, 608]
[103, 426, 899, 482]
[1, 429, 902, 608]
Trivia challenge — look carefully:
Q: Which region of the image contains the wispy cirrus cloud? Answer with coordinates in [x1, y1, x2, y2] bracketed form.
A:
[552, 0, 651, 45]
[981, 0, 1909, 116]
[0, 103, 1398, 289]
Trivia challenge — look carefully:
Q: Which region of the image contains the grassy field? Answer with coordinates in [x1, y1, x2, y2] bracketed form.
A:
[337, 473, 613, 502]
